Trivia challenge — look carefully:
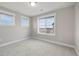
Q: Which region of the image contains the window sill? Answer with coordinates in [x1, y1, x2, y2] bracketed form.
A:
[37, 32, 56, 36]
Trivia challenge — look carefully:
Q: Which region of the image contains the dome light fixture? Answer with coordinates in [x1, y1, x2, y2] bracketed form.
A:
[29, 2, 37, 7]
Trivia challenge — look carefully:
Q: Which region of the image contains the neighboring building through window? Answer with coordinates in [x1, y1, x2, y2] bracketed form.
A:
[20, 16, 29, 27]
[38, 15, 56, 35]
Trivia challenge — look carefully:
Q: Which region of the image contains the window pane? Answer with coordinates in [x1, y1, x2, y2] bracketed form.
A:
[21, 16, 29, 27]
[46, 17, 55, 28]
[0, 14, 14, 25]
[38, 16, 55, 34]
[39, 19, 46, 28]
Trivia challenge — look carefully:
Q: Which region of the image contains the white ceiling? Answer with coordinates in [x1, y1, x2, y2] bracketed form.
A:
[0, 2, 75, 16]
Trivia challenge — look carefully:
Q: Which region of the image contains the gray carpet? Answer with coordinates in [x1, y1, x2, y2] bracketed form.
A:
[0, 39, 77, 56]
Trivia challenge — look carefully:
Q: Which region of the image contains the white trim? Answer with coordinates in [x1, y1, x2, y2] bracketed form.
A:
[37, 13, 56, 18]
[0, 38, 28, 48]
[33, 37, 75, 48]
[38, 32, 56, 36]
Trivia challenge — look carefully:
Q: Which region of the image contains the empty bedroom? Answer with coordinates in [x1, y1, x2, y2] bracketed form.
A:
[0, 1, 79, 56]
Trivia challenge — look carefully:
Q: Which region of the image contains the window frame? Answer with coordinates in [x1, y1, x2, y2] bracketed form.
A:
[37, 13, 56, 36]
[0, 9, 15, 26]
[20, 16, 29, 27]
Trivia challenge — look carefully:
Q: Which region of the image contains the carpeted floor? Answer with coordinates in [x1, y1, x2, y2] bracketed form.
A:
[0, 39, 77, 56]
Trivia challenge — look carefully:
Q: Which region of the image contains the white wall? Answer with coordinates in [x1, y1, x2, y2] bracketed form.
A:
[75, 3, 79, 55]
[0, 7, 30, 45]
[31, 6, 75, 46]
[0, 5, 76, 48]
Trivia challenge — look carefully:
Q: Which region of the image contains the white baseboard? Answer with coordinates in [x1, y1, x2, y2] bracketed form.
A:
[0, 38, 29, 48]
[33, 37, 75, 48]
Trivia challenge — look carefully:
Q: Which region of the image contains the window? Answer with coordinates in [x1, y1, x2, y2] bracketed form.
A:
[0, 13, 15, 25]
[20, 16, 29, 27]
[38, 15, 56, 35]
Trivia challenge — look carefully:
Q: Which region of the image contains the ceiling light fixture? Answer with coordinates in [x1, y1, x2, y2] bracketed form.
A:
[29, 2, 37, 7]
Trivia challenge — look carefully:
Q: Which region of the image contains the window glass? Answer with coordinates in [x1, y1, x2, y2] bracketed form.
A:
[21, 16, 29, 27]
[0, 14, 14, 25]
[38, 16, 55, 34]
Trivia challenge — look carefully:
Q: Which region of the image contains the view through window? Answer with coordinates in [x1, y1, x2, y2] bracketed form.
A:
[0, 13, 14, 25]
[20, 16, 29, 27]
[38, 16, 55, 34]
